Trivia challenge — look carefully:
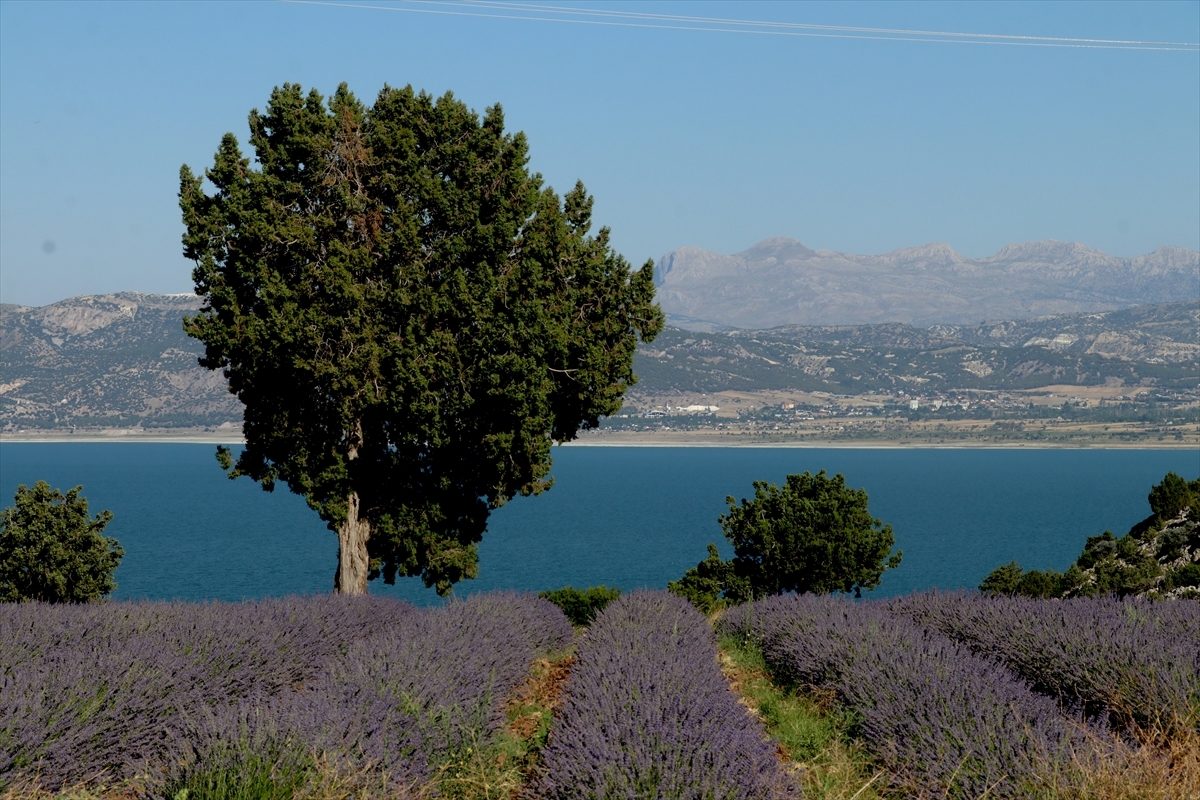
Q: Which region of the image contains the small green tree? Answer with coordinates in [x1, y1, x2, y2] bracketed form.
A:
[0, 481, 123, 602]
[671, 471, 901, 606]
[978, 561, 1023, 596]
[667, 543, 739, 614]
[1148, 472, 1198, 523]
[538, 585, 621, 626]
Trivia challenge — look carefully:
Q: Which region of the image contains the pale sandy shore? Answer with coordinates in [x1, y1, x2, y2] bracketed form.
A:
[567, 438, 1197, 450]
[1, 432, 244, 444]
[2, 430, 1196, 449]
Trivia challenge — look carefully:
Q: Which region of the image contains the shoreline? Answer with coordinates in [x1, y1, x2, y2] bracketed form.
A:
[2, 431, 1196, 450]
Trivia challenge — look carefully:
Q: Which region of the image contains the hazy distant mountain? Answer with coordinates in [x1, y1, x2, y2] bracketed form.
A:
[656, 238, 1200, 330]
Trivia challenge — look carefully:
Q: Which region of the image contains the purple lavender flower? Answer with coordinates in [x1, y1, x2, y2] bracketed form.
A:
[721, 594, 1099, 797]
[537, 590, 798, 799]
[0, 592, 571, 791]
[893, 590, 1200, 731]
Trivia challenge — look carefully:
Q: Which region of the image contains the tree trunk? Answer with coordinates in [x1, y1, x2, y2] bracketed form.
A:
[334, 490, 371, 595]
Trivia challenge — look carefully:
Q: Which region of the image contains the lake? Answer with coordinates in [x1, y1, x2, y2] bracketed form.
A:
[0, 443, 1196, 605]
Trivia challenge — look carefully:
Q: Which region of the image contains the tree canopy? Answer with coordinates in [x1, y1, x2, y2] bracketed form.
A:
[671, 470, 901, 609]
[1148, 471, 1199, 523]
[0, 481, 123, 603]
[180, 83, 662, 595]
[538, 585, 622, 627]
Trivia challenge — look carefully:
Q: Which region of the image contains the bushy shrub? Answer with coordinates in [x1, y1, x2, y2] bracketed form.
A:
[1148, 471, 1200, 523]
[538, 584, 621, 626]
[0, 481, 123, 603]
[672, 471, 900, 610]
[979, 561, 1068, 598]
[1167, 563, 1200, 590]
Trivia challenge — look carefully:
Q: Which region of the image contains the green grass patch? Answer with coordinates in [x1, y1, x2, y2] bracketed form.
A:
[717, 634, 892, 800]
[434, 649, 574, 800]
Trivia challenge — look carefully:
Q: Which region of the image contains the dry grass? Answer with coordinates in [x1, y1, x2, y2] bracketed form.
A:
[434, 650, 575, 800]
[1030, 717, 1200, 800]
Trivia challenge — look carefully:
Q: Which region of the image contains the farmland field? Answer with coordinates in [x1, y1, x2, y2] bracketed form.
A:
[2, 590, 1198, 798]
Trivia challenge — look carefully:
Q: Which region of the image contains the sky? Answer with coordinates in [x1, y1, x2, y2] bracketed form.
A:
[1, 0, 1197, 307]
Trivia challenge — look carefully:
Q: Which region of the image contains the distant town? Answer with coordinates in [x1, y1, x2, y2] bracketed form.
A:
[582, 384, 1199, 447]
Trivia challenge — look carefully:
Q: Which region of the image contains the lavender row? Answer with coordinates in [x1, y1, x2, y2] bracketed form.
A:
[720, 595, 1097, 798]
[536, 591, 797, 799]
[0, 594, 410, 784]
[0, 591, 572, 791]
[892, 591, 1200, 731]
[263, 590, 575, 782]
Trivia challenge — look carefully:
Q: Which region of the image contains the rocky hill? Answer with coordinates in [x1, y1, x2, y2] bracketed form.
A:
[656, 238, 1200, 330]
[634, 302, 1199, 396]
[0, 293, 239, 430]
[1, 294, 1196, 431]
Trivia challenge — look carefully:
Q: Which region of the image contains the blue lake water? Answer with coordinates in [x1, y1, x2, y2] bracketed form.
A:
[0, 443, 1196, 605]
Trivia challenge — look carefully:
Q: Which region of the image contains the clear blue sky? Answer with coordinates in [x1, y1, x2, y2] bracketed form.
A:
[2, 0, 1197, 306]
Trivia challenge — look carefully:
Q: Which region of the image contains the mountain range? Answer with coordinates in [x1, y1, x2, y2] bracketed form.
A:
[633, 302, 1198, 398]
[1, 293, 1195, 431]
[655, 238, 1200, 330]
[0, 293, 237, 430]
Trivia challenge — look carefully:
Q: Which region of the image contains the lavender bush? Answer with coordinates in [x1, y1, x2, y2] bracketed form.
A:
[720, 595, 1097, 798]
[0, 592, 571, 792]
[249, 591, 574, 782]
[536, 590, 798, 799]
[893, 591, 1200, 731]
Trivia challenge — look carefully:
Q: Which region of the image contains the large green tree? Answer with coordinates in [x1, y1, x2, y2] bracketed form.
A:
[671, 470, 901, 607]
[180, 83, 662, 595]
[0, 481, 123, 603]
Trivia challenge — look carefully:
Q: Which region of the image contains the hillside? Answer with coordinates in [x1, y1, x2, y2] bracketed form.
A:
[632, 301, 1199, 397]
[656, 238, 1200, 329]
[0, 293, 238, 430]
[1, 294, 1196, 432]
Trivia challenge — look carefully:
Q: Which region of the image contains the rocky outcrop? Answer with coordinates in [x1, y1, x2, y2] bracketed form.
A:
[1066, 510, 1200, 600]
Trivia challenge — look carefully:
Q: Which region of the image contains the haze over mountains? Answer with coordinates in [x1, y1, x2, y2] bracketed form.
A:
[656, 239, 1200, 331]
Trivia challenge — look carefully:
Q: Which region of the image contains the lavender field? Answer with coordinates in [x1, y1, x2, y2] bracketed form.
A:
[536, 591, 797, 799]
[0, 592, 573, 795]
[2, 590, 1198, 799]
[720, 592, 1200, 798]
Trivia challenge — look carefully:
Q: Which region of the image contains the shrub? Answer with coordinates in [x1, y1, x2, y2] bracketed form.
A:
[979, 561, 1023, 596]
[672, 470, 900, 610]
[1166, 563, 1200, 590]
[1148, 472, 1199, 523]
[537, 585, 621, 626]
[0, 482, 123, 603]
[979, 561, 1065, 598]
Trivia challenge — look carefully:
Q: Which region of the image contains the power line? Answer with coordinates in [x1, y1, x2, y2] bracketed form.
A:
[430, 0, 1200, 48]
[282, 0, 1200, 52]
